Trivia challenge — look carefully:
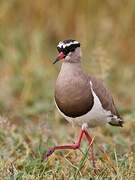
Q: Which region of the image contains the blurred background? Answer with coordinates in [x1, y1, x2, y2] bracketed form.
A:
[0, 0, 135, 123]
[0, 0, 135, 178]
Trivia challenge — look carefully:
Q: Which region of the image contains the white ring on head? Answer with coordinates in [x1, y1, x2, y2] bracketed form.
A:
[57, 41, 79, 49]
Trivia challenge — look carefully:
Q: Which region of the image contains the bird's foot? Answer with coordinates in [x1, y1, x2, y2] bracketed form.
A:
[44, 147, 55, 159]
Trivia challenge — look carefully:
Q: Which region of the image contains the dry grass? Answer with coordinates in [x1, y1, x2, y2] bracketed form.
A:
[0, 115, 135, 179]
[0, 0, 135, 179]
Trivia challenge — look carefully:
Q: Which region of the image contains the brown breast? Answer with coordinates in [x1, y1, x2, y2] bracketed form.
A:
[55, 71, 94, 118]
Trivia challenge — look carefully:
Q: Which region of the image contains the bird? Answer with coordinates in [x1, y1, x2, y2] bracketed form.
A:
[45, 39, 123, 169]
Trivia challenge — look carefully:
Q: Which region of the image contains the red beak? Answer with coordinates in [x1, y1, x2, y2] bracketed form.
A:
[53, 52, 65, 64]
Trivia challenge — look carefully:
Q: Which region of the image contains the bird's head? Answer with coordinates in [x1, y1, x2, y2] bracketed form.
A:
[53, 39, 82, 64]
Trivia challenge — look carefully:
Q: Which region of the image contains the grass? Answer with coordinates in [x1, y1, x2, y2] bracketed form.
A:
[0, 115, 135, 179]
[0, 0, 135, 179]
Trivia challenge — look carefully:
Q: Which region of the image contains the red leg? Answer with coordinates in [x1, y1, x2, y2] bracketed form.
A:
[84, 130, 96, 170]
[45, 129, 85, 159]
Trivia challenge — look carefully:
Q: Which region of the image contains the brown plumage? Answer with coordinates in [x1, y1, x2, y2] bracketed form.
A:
[54, 40, 123, 127]
[89, 76, 123, 126]
[55, 64, 94, 118]
[45, 39, 123, 166]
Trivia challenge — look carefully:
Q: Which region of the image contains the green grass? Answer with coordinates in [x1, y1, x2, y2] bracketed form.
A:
[0, 115, 135, 179]
[0, 36, 135, 179]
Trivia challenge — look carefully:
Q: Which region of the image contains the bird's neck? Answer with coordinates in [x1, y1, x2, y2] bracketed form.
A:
[59, 62, 82, 77]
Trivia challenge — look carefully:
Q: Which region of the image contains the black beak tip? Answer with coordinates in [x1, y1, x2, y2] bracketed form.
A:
[53, 58, 59, 64]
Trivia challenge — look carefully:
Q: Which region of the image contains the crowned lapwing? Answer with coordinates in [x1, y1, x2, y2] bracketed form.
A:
[45, 39, 123, 169]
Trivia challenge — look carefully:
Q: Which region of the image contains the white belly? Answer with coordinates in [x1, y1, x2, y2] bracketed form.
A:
[55, 81, 112, 127]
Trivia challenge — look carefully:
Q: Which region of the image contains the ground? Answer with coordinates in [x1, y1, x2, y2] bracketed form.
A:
[0, 112, 134, 179]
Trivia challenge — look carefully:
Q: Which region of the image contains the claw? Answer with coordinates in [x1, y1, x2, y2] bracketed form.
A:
[44, 148, 55, 159]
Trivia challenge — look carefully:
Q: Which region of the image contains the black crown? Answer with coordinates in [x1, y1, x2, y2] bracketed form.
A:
[57, 39, 80, 55]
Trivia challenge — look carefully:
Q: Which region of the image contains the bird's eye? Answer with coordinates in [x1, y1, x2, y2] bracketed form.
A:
[57, 47, 61, 53]
[63, 47, 69, 55]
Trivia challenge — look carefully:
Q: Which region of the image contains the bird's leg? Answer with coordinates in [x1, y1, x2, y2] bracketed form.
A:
[45, 129, 85, 159]
[83, 130, 96, 170]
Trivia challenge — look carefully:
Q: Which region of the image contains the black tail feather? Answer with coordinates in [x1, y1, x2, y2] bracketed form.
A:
[109, 117, 124, 127]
